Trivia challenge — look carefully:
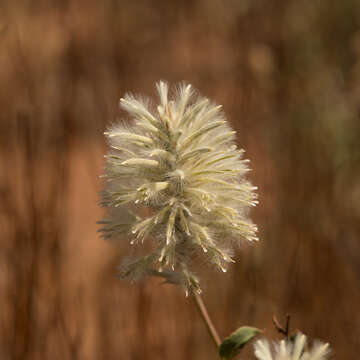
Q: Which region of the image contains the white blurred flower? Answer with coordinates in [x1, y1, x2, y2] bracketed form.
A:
[254, 333, 331, 360]
[99, 81, 258, 293]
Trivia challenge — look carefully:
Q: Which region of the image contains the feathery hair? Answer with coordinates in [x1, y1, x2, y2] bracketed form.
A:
[99, 81, 258, 294]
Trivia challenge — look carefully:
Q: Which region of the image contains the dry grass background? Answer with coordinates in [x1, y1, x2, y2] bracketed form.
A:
[1, 0, 360, 359]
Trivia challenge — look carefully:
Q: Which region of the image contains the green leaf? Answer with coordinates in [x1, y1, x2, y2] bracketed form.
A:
[219, 326, 262, 360]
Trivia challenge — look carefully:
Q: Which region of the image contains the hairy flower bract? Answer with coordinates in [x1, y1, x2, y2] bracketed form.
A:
[99, 81, 258, 293]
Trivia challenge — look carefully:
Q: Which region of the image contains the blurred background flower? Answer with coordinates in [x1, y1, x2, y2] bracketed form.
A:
[1, 0, 360, 359]
[254, 333, 330, 360]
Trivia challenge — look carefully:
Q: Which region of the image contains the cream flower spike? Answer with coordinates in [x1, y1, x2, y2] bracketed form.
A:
[254, 333, 331, 360]
[99, 81, 258, 294]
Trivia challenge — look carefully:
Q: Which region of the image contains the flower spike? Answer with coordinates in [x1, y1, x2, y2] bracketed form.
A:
[99, 81, 258, 293]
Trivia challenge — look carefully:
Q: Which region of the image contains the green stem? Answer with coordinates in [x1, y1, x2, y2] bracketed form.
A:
[192, 292, 221, 348]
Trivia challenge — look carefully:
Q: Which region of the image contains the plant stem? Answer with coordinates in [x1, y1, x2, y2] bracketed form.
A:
[192, 292, 221, 348]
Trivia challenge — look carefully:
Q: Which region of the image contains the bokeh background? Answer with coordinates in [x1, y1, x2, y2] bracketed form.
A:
[1, 1, 360, 359]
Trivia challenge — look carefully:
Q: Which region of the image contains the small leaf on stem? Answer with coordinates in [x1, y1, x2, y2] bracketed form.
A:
[219, 326, 262, 360]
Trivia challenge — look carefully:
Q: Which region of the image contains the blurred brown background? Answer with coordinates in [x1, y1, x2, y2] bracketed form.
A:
[1, 0, 360, 359]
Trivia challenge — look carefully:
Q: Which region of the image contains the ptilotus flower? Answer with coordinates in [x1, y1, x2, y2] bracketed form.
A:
[254, 334, 331, 360]
[99, 81, 258, 294]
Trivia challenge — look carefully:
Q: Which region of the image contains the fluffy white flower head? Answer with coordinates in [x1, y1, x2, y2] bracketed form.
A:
[254, 334, 331, 360]
[99, 81, 258, 293]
